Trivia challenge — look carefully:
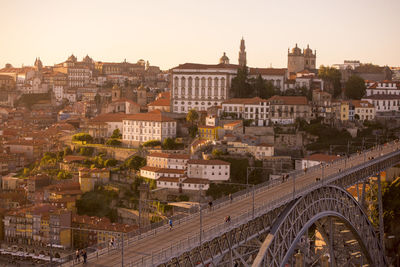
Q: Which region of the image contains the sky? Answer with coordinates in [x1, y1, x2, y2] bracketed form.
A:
[0, 0, 399, 70]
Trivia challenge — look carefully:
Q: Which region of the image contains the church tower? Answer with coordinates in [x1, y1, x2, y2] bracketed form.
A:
[111, 84, 121, 101]
[34, 57, 43, 71]
[238, 38, 247, 67]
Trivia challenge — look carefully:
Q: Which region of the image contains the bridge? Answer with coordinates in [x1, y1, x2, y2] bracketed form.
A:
[64, 141, 400, 267]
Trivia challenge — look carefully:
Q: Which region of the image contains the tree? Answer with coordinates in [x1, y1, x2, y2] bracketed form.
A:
[318, 65, 342, 97]
[231, 66, 252, 98]
[79, 147, 94, 156]
[188, 125, 198, 138]
[125, 156, 146, 171]
[111, 128, 122, 139]
[162, 138, 177, 150]
[212, 148, 223, 158]
[345, 75, 366, 100]
[186, 109, 199, 125]
[63, 147, 72, 157]
[104, 158, 118, 167]
[72, 133, 93, 143]
[143, 140, 162, 147]
[106, 139, 122, 146]
[57, 170, 72, 180]
[253, 75, 266, 98]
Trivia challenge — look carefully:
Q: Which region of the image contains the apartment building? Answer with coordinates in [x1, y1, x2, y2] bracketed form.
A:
[122, 110, 177, 146]
[267, 95, 311, 124]
[146, 152, 190, 169]
[3, 204, 72, 248]
[187, 159, 230, 181]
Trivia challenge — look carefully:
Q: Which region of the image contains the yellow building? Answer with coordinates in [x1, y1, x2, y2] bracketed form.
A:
[340, 101, 349, 121]
[78, 168, 110, 193]
[198, 126, 223, 141]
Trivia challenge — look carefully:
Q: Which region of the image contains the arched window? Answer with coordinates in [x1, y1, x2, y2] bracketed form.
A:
[201, 77, 206, 88]
[174, 77, 179, 95]
[214, 78, 219, 96]
[221, 77, 226, 91]
[195, 77, 199, 88]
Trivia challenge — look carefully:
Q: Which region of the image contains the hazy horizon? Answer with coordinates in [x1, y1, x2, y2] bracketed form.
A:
[1, 0, 399, 70]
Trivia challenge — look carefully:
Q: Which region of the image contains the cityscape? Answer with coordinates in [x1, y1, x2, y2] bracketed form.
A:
[0, 1, 400, 266]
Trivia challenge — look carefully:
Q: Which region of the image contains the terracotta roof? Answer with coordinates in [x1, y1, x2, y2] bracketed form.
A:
[182, 178, 209, 184]
[148, 152, 190, 160]
[172, 63, 286, 76]
[123, 110, 176, 122]
[157, 177, 181, 182]
[224, 120, 242, 127]
[63, 155, 88, 163]
[304, 154, 339, 162]
[6, 139, 46, 146]
[140, 166, 185, 174]
[222, 97, 266, 105]
[148, 98, 170, 107]
[187, 159, 230, 165]
[351, 100, 374, 108]
[91, 112, 129, 123]
[267, 95, 308, 105]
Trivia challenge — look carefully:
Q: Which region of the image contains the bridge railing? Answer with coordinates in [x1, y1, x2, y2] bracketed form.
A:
[127, 141, 400, 266]
[59, 141, 399, 266]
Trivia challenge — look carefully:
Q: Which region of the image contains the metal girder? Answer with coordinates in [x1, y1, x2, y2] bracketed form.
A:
[160, 207, 284, 267]
[253, 185, 387, 267]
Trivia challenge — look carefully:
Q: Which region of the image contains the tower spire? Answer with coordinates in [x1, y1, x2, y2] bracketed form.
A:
[239, 38, 247, 67]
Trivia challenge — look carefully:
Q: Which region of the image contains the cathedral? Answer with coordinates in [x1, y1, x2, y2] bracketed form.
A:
[287, 44, 316, 76]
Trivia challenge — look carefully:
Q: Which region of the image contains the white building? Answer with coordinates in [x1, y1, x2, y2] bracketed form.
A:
[122, 110, 177, 145]
[351, 100, 375, 121]
[156, 177, 209, 191]
[296, 154, 340, 170]
[187, 159, 230, 181]
[362, 94, 400, 112]
[171, 61, 286, 114]
[365, 81, 400, 96]
[68, 66, 92, 88]
[140, 166, 185, 180]
[221, 97, 269, 126]
[147, 152, 190, 169]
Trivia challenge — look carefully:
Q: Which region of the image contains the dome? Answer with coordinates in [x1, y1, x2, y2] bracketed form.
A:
[219, 52, 230, 64]
[112, 84, 120, 90]
[291, 44, 302, 55]
[304, 44, 313, 56]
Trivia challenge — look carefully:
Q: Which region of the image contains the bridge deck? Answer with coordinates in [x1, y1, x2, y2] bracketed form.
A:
[70, 142, 399, 267]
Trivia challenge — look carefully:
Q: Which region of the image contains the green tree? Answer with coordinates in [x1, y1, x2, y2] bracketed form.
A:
[186, 109, 199, 125]
[63, 147, 72, 157]
[188, 125, 198, 138]
[253, 74, 266, 98]
[345, 75, 366, 100]
[318, 65, 342, 97]
[106, 139, 122, 146]
[231, 66, 252, 98]
[104, 158, 118, 167]
[212, 148, 223, 158]
[79, 147, 94, 156]
[57, 170, 72, 180]
[162, 138, 177, 150]
[125, 156, 146, 171]
[72, 133, 93, 143]
[111, 128, 122, 139]
[142, 140, 162, 147]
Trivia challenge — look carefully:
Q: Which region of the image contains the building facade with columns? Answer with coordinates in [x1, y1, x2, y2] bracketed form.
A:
[171, 39, 287, 114]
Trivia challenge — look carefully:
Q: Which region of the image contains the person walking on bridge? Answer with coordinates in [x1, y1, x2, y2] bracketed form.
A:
[169, 219, 173, 230]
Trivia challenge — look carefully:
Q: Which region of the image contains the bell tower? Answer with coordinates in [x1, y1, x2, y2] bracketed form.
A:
[238, 37, 247, 67]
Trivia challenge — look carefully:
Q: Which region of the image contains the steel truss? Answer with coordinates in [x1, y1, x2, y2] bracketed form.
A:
[253, 185, 387, 267]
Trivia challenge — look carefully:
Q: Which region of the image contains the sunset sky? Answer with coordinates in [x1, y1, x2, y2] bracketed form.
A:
[0, 0, 399, 70]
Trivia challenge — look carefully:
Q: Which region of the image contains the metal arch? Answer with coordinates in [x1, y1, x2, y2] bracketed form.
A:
[253, 185, 387, 267]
